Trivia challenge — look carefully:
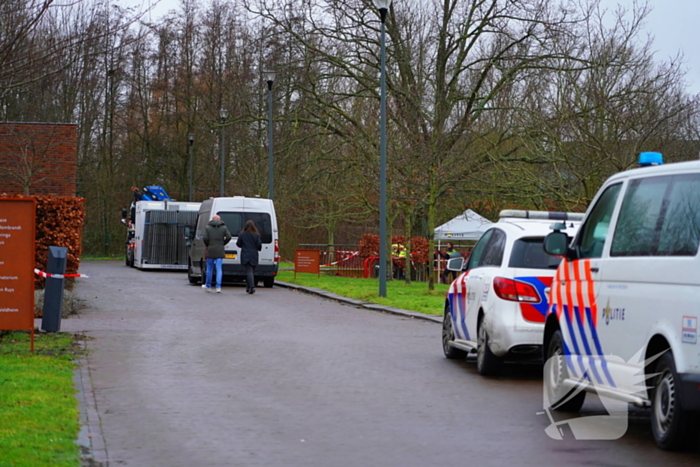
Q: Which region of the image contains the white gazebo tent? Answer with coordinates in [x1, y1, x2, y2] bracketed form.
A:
[434, 209, 493, 276]
[434, 209, 493, 243]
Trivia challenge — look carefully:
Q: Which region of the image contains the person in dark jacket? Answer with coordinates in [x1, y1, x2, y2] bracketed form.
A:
[236, 220, 262, 294]
[203, 215, 232, 292]
[441, 242, 460, 284]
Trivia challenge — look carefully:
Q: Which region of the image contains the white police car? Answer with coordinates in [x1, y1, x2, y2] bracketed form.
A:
[442, 210, 582, 376]
[543, 152, 700, 450]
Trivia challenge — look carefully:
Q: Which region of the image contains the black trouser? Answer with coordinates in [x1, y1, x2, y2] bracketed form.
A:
[245, 263, 256, 291]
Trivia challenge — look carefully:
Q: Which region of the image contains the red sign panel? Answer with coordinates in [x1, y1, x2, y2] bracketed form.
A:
[294, 249, 321, 278]
[0, 198, 36, 331]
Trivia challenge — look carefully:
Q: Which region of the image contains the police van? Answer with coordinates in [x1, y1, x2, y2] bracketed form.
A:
[543, 152, 700, 449]
[187, 197, 279, 287]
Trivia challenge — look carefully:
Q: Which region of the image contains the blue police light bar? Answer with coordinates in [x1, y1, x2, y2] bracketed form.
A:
[639, 152, 663, 167]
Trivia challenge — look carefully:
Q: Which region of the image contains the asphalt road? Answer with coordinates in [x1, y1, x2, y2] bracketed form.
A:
[63, 260, 699, 466]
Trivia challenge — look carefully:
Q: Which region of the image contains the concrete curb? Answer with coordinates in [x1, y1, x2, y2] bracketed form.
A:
[274, 280, 442, 324]
[73, 341, 108, 466]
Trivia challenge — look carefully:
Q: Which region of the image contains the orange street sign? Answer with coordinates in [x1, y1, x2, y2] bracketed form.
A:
[294, 249, 321, 279]
[0, 198, 36, 332]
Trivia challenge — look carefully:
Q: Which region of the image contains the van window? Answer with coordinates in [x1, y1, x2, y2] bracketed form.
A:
[612, 174, 700, 257]
[657, 174, 700, 255]
[577, 183, 622, 259]
[196, 211, 210, 237]
[217, 212, 273, 244]
[611, 176, 668, 256]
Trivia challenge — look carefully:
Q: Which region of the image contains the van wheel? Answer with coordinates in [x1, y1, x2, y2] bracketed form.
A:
[545, 329, 585, 412]
[187, 259, 199, 284]
[651, 352, 697, 450]
[442, 304, 467, 359]
[477, 317, 503, 376]
[263, 277, 274, 288]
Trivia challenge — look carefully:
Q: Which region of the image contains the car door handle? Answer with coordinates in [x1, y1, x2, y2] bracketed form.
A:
[590, 267, 599, 273]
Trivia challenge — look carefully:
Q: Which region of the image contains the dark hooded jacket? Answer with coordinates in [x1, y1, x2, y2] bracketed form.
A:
[203, 219, 232, 259]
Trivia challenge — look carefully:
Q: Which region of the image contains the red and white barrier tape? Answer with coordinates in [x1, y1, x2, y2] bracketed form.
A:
[321, 251, 359, 267]
[281, 251, 360, 267]
[34, 268, 89, 279]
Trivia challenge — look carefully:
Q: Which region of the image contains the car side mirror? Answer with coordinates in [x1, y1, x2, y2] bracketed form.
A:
[544, 231, 569, 257]
[446, 256, 464, 272]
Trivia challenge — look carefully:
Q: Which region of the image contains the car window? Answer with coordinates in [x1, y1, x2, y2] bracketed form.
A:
[612, 173, 700, 257]
[509, 237, 561, 269]
[466, 229, 494, 270]
[480, 229, 506, 267]
[577, 183, 622, 259]
[217, 212, 273, 244]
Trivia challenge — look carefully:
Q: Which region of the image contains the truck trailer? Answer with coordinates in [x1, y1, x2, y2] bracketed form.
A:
[122, 186, 201, 270]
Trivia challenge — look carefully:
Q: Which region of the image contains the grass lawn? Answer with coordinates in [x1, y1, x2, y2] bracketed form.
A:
[276, 267, 449, 316]
[0, 331, 82, 467]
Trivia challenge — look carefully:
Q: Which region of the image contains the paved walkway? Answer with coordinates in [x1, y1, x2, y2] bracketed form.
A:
[59, 262, 440, 466]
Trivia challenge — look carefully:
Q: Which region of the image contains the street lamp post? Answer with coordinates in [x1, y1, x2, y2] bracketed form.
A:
[375, 0, 391, 298]
[219, 109, 228, 197]
[187, 133, 195, 201]
[264, 70, 276, 200]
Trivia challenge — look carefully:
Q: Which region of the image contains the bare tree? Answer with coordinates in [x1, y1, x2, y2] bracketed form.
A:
[246, 0, 590, 288]
[509, 1, 700, 210]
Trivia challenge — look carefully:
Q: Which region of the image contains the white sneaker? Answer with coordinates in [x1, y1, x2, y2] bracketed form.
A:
[202, 284, 210, 291]
[216, 288, 221, 293]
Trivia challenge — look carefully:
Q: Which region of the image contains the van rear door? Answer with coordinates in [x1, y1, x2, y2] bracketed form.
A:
[217, 211, 275, 263]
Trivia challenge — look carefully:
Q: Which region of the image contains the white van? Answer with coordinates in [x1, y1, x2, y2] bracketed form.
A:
[543, 153, 700, 450]
[187, 197, 279, 287]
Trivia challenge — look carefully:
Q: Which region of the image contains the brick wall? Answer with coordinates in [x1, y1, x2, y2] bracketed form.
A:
[0, 122, 78, 197]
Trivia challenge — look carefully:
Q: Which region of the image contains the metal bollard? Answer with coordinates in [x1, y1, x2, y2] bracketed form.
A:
[41, 246, 68, 333]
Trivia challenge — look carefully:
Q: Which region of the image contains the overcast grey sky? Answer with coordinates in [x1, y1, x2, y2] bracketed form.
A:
[130, 0, 700, 95]
[600, 0, 700, 94]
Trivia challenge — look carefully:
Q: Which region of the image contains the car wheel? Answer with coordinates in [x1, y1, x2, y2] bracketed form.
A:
[545, 329, 585, 412]
[263, 277, 274, 288]
[651, 351, 697, 450]
[476, 317, 503, 376]
[442, 304, 467, 359]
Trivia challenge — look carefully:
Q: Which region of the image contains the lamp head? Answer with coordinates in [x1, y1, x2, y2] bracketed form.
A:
[374, 0, 392, 10]
[374, 0, 391, 22]
[187, 133, 195, 144]
[219, 109, 229, 120]
[263, 70, 276, 84]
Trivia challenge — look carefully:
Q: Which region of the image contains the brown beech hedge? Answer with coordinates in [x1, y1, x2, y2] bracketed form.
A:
[1, 193, 85, 289]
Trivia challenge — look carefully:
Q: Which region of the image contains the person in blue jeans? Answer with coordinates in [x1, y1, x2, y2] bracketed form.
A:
[202, 215, 232, 293]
